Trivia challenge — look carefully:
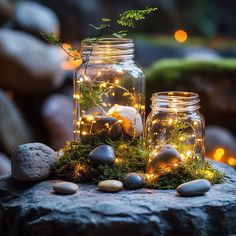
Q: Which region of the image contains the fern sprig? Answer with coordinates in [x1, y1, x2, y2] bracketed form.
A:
[117, 7, 157, 28]
[41, 32, 81, 61]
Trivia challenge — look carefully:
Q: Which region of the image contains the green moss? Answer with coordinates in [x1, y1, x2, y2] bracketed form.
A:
[146, 159, 225, 190]
[54, 139, 146, 183]
[146, 59, 236, 83]
[54, 140, 224, 189]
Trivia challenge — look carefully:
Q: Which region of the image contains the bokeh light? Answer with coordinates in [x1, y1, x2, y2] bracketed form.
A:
[174, 29, 188, 43]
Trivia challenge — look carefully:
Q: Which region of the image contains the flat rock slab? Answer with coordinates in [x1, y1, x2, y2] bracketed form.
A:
[0, 161, 236, 236]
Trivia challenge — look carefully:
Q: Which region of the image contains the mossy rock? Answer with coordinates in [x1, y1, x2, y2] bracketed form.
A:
[146, 59, 236, 90]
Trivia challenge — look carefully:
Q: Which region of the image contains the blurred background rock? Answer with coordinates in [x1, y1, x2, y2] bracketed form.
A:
[0, 0, 236, 173]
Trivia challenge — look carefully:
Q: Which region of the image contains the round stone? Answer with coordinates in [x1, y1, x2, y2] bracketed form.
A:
[80, 115, 123, 141]
[176, 179, 211, 197]
[123, 173, 145, 189]
[109, 105, 143, 137]
[11, 143, 57, 181]
[53, 182, 78, 195]
[98, 180, 123, 192]
[148, 144, 183, 174]
[88, 145, 115, 166]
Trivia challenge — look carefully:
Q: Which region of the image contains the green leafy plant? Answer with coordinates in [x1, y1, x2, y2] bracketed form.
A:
[117, 7, 157, 28]
[79, 83, 103, 111]
[41, 6, 158, 60]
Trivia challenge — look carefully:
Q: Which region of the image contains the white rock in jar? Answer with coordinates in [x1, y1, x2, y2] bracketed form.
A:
[109, 105, 143, 137]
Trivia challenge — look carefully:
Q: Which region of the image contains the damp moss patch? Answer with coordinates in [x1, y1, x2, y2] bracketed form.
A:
[54, 141, 224, 189]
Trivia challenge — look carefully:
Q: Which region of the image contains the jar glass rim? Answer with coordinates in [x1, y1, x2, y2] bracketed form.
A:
[82, 38, 133, 45]
[152, 91, 199, 101]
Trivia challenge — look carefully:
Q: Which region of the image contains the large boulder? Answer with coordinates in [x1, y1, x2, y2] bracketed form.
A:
[0, 90, 32, 154]
[13, 1, 60, 38]
[0, 29, 64, 94]
[0, 161, 235, 235]
[41, 94, 73, 150]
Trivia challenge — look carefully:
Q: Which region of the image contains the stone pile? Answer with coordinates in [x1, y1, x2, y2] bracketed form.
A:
[0, 0, 74, 175]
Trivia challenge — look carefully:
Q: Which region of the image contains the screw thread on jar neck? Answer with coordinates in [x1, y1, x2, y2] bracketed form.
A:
[151, 91, 200, 112]
[81, 38, 134, 63]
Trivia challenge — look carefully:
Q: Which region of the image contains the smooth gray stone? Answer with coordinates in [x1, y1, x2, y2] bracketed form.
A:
[148, 144, 182, 173]
[88, 145, 115, 166]
[176, 179, 211, 197]
[11, 143, 57, 181]
[0, 161, 235, 236]
[53, 181, 78, 195]
[123, 173, 145, 189]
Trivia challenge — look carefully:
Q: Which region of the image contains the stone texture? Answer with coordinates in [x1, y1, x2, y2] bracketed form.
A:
[11, 143, 57, 181]
[0, 29, 64, 94]
[0, 89, 33, 154]
[0, 161, 235, 236]
[13, 1, 60, 38]
[41, 94, 73, 150]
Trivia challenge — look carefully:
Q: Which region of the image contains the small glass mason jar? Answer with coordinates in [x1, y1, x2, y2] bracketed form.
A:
[73, 38, 145, 146]
[146, 92, 205, 174]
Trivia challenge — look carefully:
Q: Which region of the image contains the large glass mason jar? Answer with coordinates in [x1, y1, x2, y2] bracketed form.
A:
[73, 38, 145, 148]
[146, 92, 205, 174]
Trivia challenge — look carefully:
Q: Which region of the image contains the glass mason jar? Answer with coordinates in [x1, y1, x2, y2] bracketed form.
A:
[73, 38, 145, 147]
[146, 92, 205, 174]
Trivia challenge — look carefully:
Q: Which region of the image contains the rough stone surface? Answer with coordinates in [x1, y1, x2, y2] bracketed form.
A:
[0, 161, 236, 236]
[13, 1, 60, 38]
[176, 179, 211, 197]
[11, 143, 57, 181]
[0, 29, 64, 94]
